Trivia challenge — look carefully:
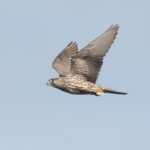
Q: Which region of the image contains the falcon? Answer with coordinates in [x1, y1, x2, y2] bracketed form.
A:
[47, 25, 127, 96]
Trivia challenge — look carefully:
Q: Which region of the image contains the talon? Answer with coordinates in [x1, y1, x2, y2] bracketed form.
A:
[96, 92, 105, 96]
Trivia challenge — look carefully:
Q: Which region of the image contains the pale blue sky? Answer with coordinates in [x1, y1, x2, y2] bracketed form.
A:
[0, 0, 150, 150]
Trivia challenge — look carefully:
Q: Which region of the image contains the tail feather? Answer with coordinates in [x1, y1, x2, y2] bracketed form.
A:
[102, 87, 127, 95]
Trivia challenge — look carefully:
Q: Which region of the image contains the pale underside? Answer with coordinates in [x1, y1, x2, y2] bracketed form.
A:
[49, 74, 127, 96]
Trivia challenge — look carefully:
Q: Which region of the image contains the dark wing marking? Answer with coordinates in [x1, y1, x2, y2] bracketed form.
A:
[69, 24, 119, 83]
[52, 42, 78, 76]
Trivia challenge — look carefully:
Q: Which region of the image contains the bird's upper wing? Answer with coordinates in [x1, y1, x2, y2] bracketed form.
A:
[52, 42, 78, 76]
[69, 25, 119, 83]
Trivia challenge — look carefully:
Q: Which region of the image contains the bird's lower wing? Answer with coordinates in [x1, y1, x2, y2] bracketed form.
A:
[52, 42, 78, 76]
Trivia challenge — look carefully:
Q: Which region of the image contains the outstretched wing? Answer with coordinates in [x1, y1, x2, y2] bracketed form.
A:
[69, 24, 119, 83]
[52, 42, 78, 76]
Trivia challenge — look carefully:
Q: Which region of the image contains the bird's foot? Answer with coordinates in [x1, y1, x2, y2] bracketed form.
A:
[96, 92, 105, 96]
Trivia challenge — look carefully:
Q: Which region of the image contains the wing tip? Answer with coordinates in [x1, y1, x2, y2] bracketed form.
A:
[67, 41, 78, 51]
[108, 24, 120, 32]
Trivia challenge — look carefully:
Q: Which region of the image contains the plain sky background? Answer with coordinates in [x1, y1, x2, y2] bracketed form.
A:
[0, 0, 150, 150]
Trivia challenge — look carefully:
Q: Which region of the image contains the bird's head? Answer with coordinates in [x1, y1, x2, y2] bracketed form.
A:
[47, 77, 65, 88]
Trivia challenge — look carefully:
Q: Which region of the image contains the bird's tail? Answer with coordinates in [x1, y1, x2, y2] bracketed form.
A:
[101, 86, 127, 95]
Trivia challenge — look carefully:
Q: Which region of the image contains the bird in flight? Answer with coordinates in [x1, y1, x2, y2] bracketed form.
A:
[47, 24, 127, 96]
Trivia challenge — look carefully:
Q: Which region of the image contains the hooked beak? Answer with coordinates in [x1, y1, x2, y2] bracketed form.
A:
[47, 79, 52, 86]
[47, 82, 50, 86]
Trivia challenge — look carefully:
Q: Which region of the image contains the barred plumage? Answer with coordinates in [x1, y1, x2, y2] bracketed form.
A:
[47, 25, 127, 96]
